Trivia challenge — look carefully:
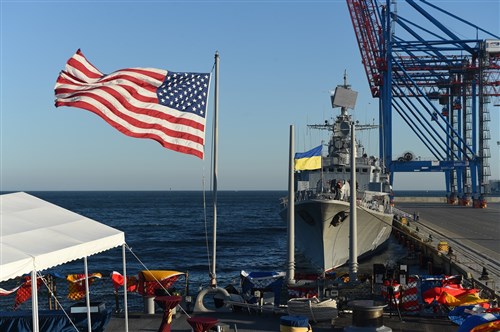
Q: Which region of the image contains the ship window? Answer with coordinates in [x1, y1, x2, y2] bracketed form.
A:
[329, 167, 334, 172]
[346, 168, 351, 172]
[362, 168, 368, 173]
[337, 168, 343, 172]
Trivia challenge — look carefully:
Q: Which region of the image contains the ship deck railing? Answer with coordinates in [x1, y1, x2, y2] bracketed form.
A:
[281, 190, 393, 214]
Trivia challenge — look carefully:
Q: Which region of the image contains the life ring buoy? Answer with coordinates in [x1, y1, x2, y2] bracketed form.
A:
[193, 286, 231, 313]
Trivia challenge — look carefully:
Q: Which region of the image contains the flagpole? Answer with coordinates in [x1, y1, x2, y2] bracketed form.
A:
[122, 244, 129, 332]
[193, 51, 232, 313]
[210, 51, 219, 288]
[287, 125, 295, 285]
[349, 122, 358, 282]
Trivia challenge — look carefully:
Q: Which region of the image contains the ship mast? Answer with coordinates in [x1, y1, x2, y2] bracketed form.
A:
[308, 74, 376, 133]
[340, 71, 350, 118]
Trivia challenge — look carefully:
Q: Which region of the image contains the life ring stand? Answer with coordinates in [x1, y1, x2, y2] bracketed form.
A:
[193, 286, 231, 313]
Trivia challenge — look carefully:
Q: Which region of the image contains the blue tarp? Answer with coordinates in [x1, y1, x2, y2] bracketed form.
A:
[280, 315, 309, 327]
[0, 309, 112, 332]
[449, 305, 500, 331]
[240, 271, 285, 305]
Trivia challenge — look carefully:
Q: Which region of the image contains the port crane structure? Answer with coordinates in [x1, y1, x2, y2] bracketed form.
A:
[347, 0, 499, 206]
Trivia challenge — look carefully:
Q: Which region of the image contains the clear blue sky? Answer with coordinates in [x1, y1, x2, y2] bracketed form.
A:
[1, 0, 499, 191]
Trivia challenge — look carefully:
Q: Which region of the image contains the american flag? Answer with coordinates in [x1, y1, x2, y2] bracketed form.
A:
[54, 49, 211, 159]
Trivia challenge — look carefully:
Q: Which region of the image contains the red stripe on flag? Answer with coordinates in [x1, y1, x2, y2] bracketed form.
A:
[55, 84, 158, 109]
[97, 73, 161, 92]
[67, 57, 102, 79]
[114, 68, 167, 83]
[68, 49, 103, 78]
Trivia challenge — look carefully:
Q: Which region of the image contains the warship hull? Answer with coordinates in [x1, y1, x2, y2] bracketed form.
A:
[281, 197, 393, 272]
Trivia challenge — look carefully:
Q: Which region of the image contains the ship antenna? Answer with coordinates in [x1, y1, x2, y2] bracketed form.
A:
[341, 70, 349, 117]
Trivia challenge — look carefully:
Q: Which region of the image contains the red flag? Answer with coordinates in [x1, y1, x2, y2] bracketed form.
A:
[111, 271, 138, 292]
[54, 49, 210, 159]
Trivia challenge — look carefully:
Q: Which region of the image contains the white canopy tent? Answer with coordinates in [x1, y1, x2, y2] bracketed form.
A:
[0, 192, 129, 332]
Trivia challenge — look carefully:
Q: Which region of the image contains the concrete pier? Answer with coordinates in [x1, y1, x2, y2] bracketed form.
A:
[393, 202, 499, 295]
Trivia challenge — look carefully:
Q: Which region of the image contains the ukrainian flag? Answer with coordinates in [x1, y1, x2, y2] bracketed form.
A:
[294, 145, 322, 171]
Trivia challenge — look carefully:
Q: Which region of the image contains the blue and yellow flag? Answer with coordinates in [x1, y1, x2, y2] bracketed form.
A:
[294, 145, 322, 171]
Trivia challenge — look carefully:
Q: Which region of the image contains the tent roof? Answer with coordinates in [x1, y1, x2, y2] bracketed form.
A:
[0, 192, 125, 282]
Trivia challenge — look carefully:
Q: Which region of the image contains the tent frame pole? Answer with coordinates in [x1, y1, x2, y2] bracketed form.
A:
[31, 266, 39, 332]
[122, 244, 129, 332]
[83, 257, 92, 332]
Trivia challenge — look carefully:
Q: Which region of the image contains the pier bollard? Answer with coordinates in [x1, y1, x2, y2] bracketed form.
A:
[478, 267, 495, 290]
[345, 300, 391, 332]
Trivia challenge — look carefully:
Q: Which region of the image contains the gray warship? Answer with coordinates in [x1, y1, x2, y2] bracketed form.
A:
[280, 76, 394, 272]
